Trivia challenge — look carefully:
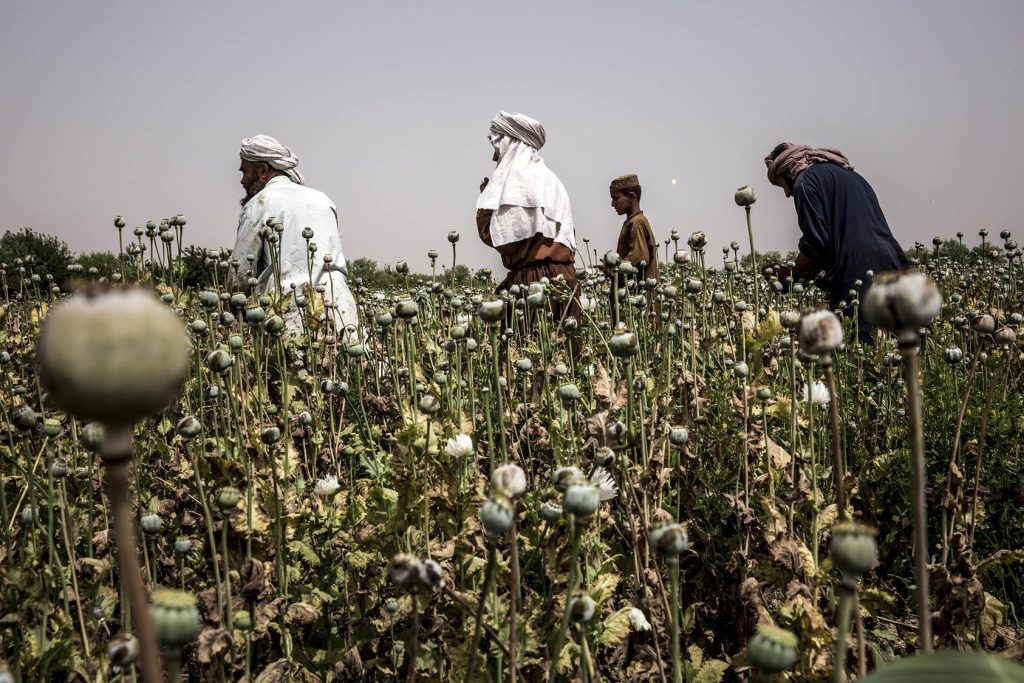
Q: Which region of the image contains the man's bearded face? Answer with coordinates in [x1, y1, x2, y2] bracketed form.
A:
[239, 160, 267, 206]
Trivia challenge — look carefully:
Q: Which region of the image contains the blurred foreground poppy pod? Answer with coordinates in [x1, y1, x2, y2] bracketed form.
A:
[38, 288, 189, 425]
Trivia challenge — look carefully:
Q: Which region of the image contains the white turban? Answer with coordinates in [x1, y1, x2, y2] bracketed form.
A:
[489, 111, 546, 150]
[477, 111, 575, 252]
[239, 134, 305, 185]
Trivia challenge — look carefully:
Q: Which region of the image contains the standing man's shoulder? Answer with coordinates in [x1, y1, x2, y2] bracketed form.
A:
[265, 179, 337, 212]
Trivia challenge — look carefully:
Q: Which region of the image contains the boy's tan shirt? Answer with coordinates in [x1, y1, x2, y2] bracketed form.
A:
[615, 211, 659, 281]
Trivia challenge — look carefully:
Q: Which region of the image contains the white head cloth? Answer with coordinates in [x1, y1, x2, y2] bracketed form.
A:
[239, 134, 305, 185]
[475, 111, 575, 252]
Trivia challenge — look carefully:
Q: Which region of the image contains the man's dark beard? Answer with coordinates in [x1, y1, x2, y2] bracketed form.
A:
[240, 179, 265, 206]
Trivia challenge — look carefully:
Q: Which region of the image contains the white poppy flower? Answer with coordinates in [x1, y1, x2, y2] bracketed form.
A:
[802, 381, 831, 405]
[590, 467, 618, 501]
[314, 474, 340, 497]
[444, 434, 474, 458]
[629, 607, 652, 631]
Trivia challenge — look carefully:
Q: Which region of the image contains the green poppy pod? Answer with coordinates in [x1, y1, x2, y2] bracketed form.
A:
[150, 589, 201, 649]
[734, 185, 756, 207]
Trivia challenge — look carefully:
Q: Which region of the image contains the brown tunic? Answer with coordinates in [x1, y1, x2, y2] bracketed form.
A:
[476, 208, 580, 325]
[615, 211, 659, 281]
[476, 209, 577, 289]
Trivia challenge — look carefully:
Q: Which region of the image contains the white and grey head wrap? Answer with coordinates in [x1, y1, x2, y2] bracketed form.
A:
[239, 134, 305, 185]
[489, 111, 546, 150]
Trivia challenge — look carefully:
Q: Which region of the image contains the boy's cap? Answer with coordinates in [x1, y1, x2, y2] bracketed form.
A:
[610, 173, 640, 191]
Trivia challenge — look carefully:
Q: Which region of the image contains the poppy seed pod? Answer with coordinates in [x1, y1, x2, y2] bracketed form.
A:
[514, 357, 533, 373]
[734, 185, 756, 207]
[551, 466, 584, 493]
[862, 272, 942, 333]
[994, 326, 1016, 346]
[491, 463, 527, 498]
[13, 406, 37, 432]
[605, 420, 627, 446]
[199, 290, 219, 309]
[244, 306, 266, 324]
[418, 394, 441, 415]
[174, 537, 192, 555]
[568, 594, 597, 624]
[593, 447, 616, 467]
[732, 361, 749, 379]
[648, 523, 688, 556]
[150, 589, 201, 649]
[830, 521, 878, 582]
[140, 513, 163, 534]
[42, 418, 62, 437]
[540, 501, 563, 522]
[972, 314, 996, 335]
[395, 300, 419, 319]
[602, 251, 621, 268]
[448, 231, 460, 243]
[264, 315, 285, 334]
[477, 300, 505, 323]
[480, 496, 516, 539]
[668, 427, 689, 447]
[416, 558, 445, 591]
[562, 481, 600, 517]
[176, 416, 201, 440]
[234, 610, 252, 631]
[206, 349, 233, 374]
[798, 309, 844, 356]
[557, 383, 581, 403]
[609, 332, 639, 358]
[21, 505, 38, 524]
[80, 422, 105, 451]
[390, 553, 422, 590]
[38, 289, 190, 425]
[217, 487, 242, 510]
[107, 633, 140, 668]
[746, 624, 798, 674]
[260, 427, 281, 445]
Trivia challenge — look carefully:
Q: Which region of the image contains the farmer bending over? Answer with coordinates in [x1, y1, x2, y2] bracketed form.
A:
[765, 142, 908, 342]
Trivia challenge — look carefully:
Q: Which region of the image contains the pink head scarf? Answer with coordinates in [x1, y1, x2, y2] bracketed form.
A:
[765, 143, 852, 194]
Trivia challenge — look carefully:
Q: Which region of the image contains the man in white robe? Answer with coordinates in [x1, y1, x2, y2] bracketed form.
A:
[230, 134, 359, 339]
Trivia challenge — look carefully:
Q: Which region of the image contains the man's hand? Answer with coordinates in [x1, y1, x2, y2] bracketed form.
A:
[479, 177, 489, 193]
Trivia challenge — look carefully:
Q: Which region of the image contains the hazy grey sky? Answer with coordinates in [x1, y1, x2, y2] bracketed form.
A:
[2, 0, 1022, 272]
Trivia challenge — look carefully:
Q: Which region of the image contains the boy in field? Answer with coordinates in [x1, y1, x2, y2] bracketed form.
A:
[610, 173, 659, 282]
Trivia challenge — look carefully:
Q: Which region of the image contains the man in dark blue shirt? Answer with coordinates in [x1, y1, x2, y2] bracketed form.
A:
[765, 142, 909, 342]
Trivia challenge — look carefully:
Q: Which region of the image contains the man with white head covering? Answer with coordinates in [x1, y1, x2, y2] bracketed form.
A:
[231, 134, 359, 338]
[476, 111, 579, 323]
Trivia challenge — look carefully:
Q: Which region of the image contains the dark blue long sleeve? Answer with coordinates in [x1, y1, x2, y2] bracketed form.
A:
[792, 163, 908, 308]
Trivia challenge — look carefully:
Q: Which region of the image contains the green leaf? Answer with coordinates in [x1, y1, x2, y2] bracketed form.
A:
[589, 572, 620, 606]
[693, 658, 728, 683]
[288, 540, 321, 567]
[597, 607, 632, 649]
